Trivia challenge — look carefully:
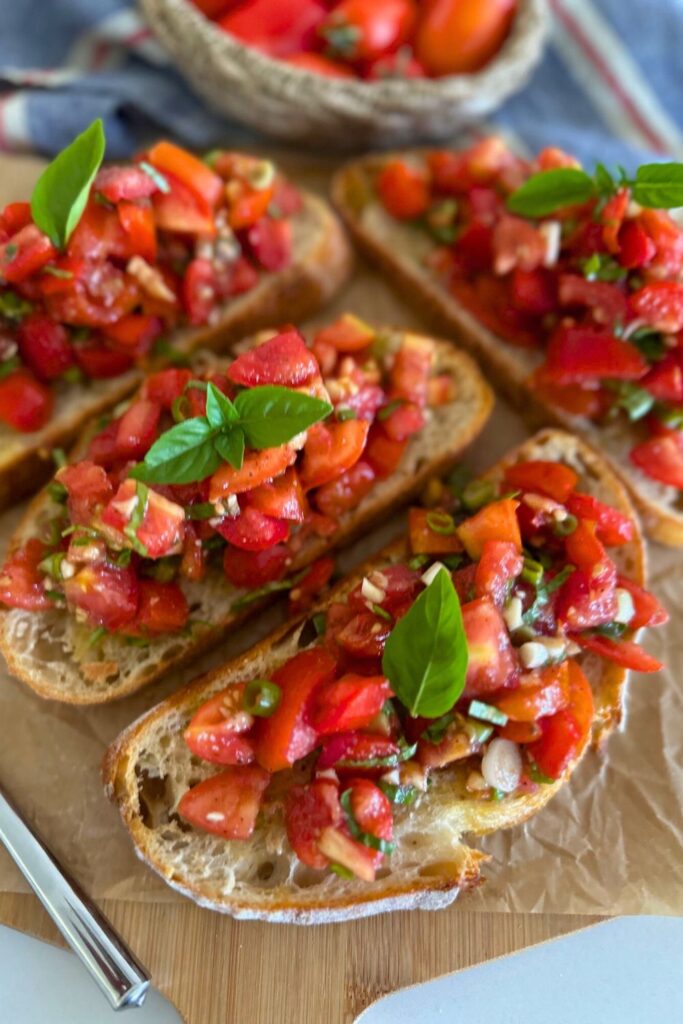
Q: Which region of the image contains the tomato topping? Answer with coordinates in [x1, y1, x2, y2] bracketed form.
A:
[554, 569, 617, 631]
[299, 420, 369, 490]
[0, 369, 52, 432]
[215, 506, 290, 552]
[564, 519, 616, 589]
[17, 312, 74, 381]
[58, 461, 113, 525]
[74, 343, 135, 379]
[527, 662, 595, 780]
[630, 281, 683, 333]
[253, 648, 337, 772]
[390, 334, 433, 406]
[641, 352, 683, 404]
[457, 498, 522, 559]
[184, 684, 255, 766]
[317, 732, 399, 772]
[311, 674, 391, 734]
[223, 544, 290, 589]
[0, 201, 31, 234]
[289, 555, 335, 615]
[365, 424, 407, 479]
[152, 172, 215, 236]
[227, 330, 318, 387]
[210, 446, 297, 499]
[146, 140, 223, 208]
[504, 460, 579, 503]
[617, 219, 655, 269]
[630, 431, 683, 489]
[0, 539, 51, 611]
[510, 267, 556, 316]
[495, 662, 570, 722]
[314, 460, 375, 519]
[381, 401, 425, 441]
[285, 779, 342, 870]
[245, 467, 306, 521]
[63, 562, 139, 630]
[178, 766, 271, 841]
[0, 225, 56, 282]
[377, 160, 430, 220]
[182, 258, 219, 326]
[474, 539, 523, 605]
[498, 719, 543, 744]
[104, 313, 161, 354]
[558, 274, 628, 326]
[117, 201, 157, 264]
[101, 479, 185, 558]
[565, 492, 634, 546]
[247, 217, 292, 272]
[335, 611, 392, 659]
[313, 315, 375, 353]
[408, 508, 463, 555]
[574, 634, 663, 673]
[133, 579, 189, 634]
[143, 368, 193, 408]
[344, 777, 393, 865]
[615, 576, 669, 628]
[180, 522, 206, 582]
[95, 165, 158, 203]
[543, 325, 647, 385]
[600, 190, 629, 253]
[114, 399, 162, 460]
[462, 597, 517, 697]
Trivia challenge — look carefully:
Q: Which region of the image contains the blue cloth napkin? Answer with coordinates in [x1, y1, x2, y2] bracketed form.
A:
[0, 0, 681, 168]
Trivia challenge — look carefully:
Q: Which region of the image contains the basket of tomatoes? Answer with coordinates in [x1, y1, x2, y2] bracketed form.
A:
[139, 0, 547, 147]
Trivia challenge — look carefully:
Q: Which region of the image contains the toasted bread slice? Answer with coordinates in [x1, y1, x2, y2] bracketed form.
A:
[0, 192, 351, 512]
[332, 153, 683, 546]
[0, 334, 492, 705]
[103, 430, 646, 923]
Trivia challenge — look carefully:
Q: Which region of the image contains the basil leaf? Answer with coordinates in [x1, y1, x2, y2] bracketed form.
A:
[234, 386, 332, 449]
[205, 382, 238, 429]
[382, 568, 468, 718]
[130, 417, 220, 484]
[216, 428, 245, 470]
[633, 162, 683, 209]
[506, 168, 596, 218]
[30, 119, 106, 248]
[594, 162, 617, 197]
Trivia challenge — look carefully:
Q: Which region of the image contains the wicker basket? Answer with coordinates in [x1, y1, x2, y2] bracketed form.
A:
[140, 0, 548, 149]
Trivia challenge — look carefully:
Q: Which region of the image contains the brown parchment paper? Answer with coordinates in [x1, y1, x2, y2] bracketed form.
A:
[0, 153, 681, 917]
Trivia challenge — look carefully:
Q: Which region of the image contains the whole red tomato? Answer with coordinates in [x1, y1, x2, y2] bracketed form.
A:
[415, 0, 517, 76]
[219, 0, 327, 58]
[188, 0, 238, 17]
[321, 0, 417, 63]
[283, 52, 356, 78]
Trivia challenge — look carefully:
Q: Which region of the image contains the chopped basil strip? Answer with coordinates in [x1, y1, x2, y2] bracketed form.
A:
[336, 741, 417, 770]
[468, 700, 508, 727]
[378, 781, 417, 806]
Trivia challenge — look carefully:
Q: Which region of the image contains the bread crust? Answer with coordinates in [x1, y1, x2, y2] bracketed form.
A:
[102, 429, 646, 922]
[0, 335, 493, 704]
[0, 192, 352, 511]
[332, 154, 683, 546]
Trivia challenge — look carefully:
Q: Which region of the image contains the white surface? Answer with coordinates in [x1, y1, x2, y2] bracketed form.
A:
[357, 916, 683, 1024]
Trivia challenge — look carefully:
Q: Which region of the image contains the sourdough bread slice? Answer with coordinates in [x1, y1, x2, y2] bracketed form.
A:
[332, 154, 683, 546]
[0, 192, 351, 512]
[0, 336, 492, 704]
[103, 430, 646, 923]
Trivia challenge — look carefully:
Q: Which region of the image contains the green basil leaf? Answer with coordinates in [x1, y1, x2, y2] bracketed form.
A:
[215, 428, 245, 470]
[234, 385, 332, 449]
[594, 162, 617, 197]
[30, 119, 106, 248]
[632, 162, 683, 209]
[506, 168, 596, 218]
[382, 568, 468, 718]
[205, 382, 238, 429]
[130, 417, 220, 484]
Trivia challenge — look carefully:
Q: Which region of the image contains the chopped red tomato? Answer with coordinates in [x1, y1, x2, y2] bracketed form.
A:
[566, 492, 634, 546]
[247, 217, 292, 272]
[143, 368, 193, 408]
[117, 201, 157, 263]
[184, 684, 255, 766]
[348, 564, 421, 615]
[284, 779, 341, 870]
[365, 424, 407, 479]
[377, 160, 430, 220]
[311, 674, 391, 734]
[575, 633, 662, 672]
[0, 369, 52, 432]
[134, 579, 189, 634]
[0, 539, 51, 611]
[17, 313, 74, 381]
[615, 576, 669, 628]
[495, 662, 570, 722]
[510, 267, 556, 316]
[227, 330, 318, 388]
[245, 467, 305, 521]
[227, 186, 273, 231]
[474, 539, 523, 605]
[408, 508, 464, 555]
[152, 172, 216, 236]
[0, 201, 31, 234]
[288, 556, 335, 615]
[114, 399, 161, 460]
[223, 544, 290, 589]
[630, 431, 683, 489]
[381, 401, 425, 441]
[178, 766, 271, 841]
[457, 498, 521, 559]
[344, 778, 393, 868]
[617, 219, 655, 269]
[314, 460, 375, 519]
[210, 446, 297, 499]
[146, 140, 223, 207]
[74, 342, 135, 379]
[94, 165, 158, 203]
[335, 611, 392, 659]
[527, 661, 595, 780]
[630, 281, 683, 333]
[317, 732, 399, 772]
[554, 569, 617, 631]
[182, 258, 218, 326]
[58, 461, 113, 525]
[299, 420, 369, 490]
[215, 506, 289, 552]
[558, 274, 628, 326]
[600, 190, 629, 253]
[530, 374, 607, 420]
[498, 719, 543, 744]
[641, 352, 683, 404]
[104, 313, 161, 354]
[543, 325, 647, 385]
[390, 334, 433, 406]
[253, 648, 337, 772]
[180, 522, 206, 582]
[0, 225, 56, 282]
[565, 519, 617, 589]
[101, 479, 185, 558]
[313, 315, 374, 353]
[63, 562, 139, 630]
[462, 597, 517, 697]
[504, 460, 578, 503]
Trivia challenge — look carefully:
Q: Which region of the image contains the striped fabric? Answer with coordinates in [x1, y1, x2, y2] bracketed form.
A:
[0, 0, 679, 165]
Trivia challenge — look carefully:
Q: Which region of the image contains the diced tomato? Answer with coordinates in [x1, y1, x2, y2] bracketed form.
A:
[427, 374, 455, 406]
[312, 674, 391, 735]
[558, 274, 628, 326]
[336, 611, 392, 659]
[184, 683, 255, 766]
[180, 522, 205, 582]
[617, 219, 655, 269]
[504, 460, 579, 504]
[600, 189, 629, 253]
[0, 539, 51, 611]
[17, 312, 74, 381]
[313, 315, 375, 353]
[75, 342, 135, 379]
[271, 177, 302, 216]
[210, 446, 297, 499]
[492, 214, 548, 274]
[474, 539, 523, 605]
[87, 420, 120, 467]
[566, 492, 634, 546]
[630, 432, 683, 489]
[575, 633, 662, 672]
[451, 221, 494, 275]
[134, 578, 189, 634]
[245, 467, 305, 521]
[0, 370, 52, 432]
[381, 401, 425, 442]
[408, 507, 463, 555]
[152, 172, 215, 236]
[216, 256, 259, 298]
[285, 779, 341, 869]
[543, 325, 647, 385]
[565, 519, 617, 589]
[498, 719, 543, 744]
[223, 543, 290, 589]
[314, 460, 375, 519]
[228, 330, 318, 388]
[95, 165, 158, 203]
[554, 569, 617, 631]
[530, 373, 607, 420]
[146, 141, 223, 207]
[253, 648, 338, 772]
[228, 186, 273, 231]
[57, 461, 113, 525]
[377, 160, 430, 220]
[462, 597, 518, 698]
[143, 368, 193, 408]
[300, 420, 369, 490]
[527, 661, 595, 779]
[247, 217, 292, 272]
[215, 506, 289, 552]
[117, 200, 157, 263]
[451, 563, 476, 603]
[390, 334, 433, 406]
[101, 479, 185, 558]
[0, 225, 56, 282]
[630, 281, 683, 333]
[182, 258, 218, 326]
[348, 564, 421, 616]
[67, 202, 129, 262]
[178, 766, 271, 841]
[0, 201, 31, 234]
[510, 267, 556, 316]
[641, 351, 683, 404]
[495, 662, 570, 722]
[114, 399, 162, 460]
[637, 208, 683, 276]
[63, 562, 139, 630]
[344, 778, 393, 866]
[615, 576, 669, 628]
[289, 556, 335, 615]
[104, 313, 162, 354]
[365, 424, 407, 479]
[457, 498, 522, 559]
[317, 732, 399, 772]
